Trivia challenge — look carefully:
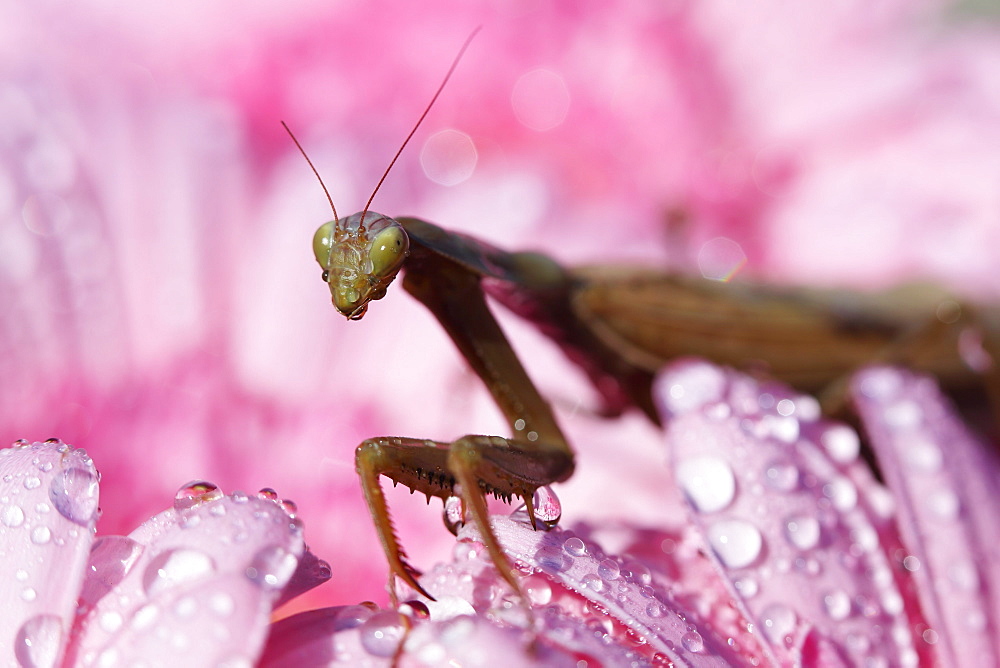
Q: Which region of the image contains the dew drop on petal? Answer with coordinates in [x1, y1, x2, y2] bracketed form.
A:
[820, 425, 860, 464]
[681, 630, 704, 653]
[31, 526, 51, 545]
[784, 515, 821, 550]
[824, 476, 858, 511]
[246, 545, 299, 590]
[662, 362, 727, 413]
[926, 490, 959, 519]
[2, 504, 25, 527]
[142, 549, 216, 596]
[734, 577, 759, 599]
[532, 485, 562, 526]
[523, 574, 552, 605]
[359, 610, 405, 658]
[823, 590, 852, 621]
[597, 558, 620, 582]
[884, 400, 921, 428]
[230, 491, 249, 504]
[23, 476, 41, 490]
[257, 488, 278, 501]
[535, 544, 571, 574]
[173, 481, 224, 511]
[15, 614, 63, 668]
[707, 520, 762, 569]
[581, 573, 605, 593]
[677, 456, 735, 513]
[905, 439, 942, 472]
[49, 467, 99, 525]
[563, 536, 587, 557]
[761, 604, 797, 645]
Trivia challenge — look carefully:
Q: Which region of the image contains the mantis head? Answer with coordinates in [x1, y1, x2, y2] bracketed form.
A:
[312, 212, 410, 320]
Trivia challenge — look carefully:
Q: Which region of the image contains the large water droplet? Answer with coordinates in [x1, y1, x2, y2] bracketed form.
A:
[31, 526, 51, 545]
[2, 503, 25, 527]
[443, 496, 464, 535]
[15, 614, 63, 668]
[662, 363, 727, 414]
[817, 427, 857, 465]
[359, 610, 405, 658]
[49, 467, 99, 525]
[535, 544, 571, 573]
[824, 476, 858, 511]
[784, 515, 821, 550]
[677, 456, 735, 513]
[707, 520, 762, 569]
[523, 574, 552, 605]
[823, 590, 852, 621]
[681, 630, 704, 653]
[597, 558, 620, 582]
[761, 604, 797, 645]
[531, 485, 561, 526]
[173, 481, 224, 511]
[562, 536, 587, 557]
[142, 548, 216, 596]
[245, 545, 299, 590]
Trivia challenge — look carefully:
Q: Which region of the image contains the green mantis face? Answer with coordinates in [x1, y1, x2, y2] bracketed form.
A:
[312, 212, 410, 320]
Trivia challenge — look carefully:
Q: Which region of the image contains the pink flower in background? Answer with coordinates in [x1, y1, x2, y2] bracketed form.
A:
[2, 0, 999, 651]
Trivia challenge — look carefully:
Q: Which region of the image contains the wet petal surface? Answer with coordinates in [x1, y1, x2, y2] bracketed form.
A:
[0, 440, 99, 667]
[852, 366, 1000, 666]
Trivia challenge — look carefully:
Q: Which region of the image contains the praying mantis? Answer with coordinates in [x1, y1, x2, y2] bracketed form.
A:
[290, 33, 999, 604]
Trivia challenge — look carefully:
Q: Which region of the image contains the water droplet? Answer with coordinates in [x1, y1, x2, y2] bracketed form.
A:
[884, 401, 921, 428]
[859, 370, 902, 400]
[31, 526, 51, 545]
[823, 476, 857, 511]
[707, 520, 762, 569]
[245, 545, 299, 590]
[823, 590, 852, 620]
[820, 425, 860, 463]
[676, 456, 735, 513]
[902, 555, 921, 572]
[231, 491, 249, 504]
[784, 515, 821, 550]
[535, 544, 571, 573]
[531, 486, 561, 526]
[142, 548, 216, 596]
[399, 600, 430, 620]
[280, 499, 297, 516]
[49, 467, 99, 525]
[99, 611, 123, 633]
[563, 536, 587, 557]
[210, 592, 235, 617]
[597, 559, 620, 582]
[359, 610, 405, 657]
[443, 496, 464, 535]
[906, 439, 942, 472]
[681, 630, 704, 653]
[734, 577, 759, 599]
[661, 363, 727, 414]
[646, 601, 665, 617]
[926, 490, 959, 519]
[173, 481, 224, 511]
[761, 604, 797, 645]
[580, 573, 605, 592]
[763, 460, 799, 492]
[2, 504, 25, 527]
[15, 615, 63, 668]
[23, 476, 41, 490]
[257, 488, 278, 501]
[523, 574, 552, 605]
[21, 587, 36, 601]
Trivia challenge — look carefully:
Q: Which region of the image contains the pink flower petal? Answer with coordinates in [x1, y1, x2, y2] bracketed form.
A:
[409, 514, 745, 666]
[66, 484, 308, 665]
[655, 360, 928, 665]
[852, 366, 1000, 665]
[0, 439, 99, 667]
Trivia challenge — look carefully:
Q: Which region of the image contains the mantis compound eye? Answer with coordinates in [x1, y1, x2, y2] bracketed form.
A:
[368, 223, 409, 278]
[312, 220, 336, 268]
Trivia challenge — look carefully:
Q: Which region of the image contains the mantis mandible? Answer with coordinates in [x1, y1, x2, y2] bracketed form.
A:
[290, 33, 1000, 604]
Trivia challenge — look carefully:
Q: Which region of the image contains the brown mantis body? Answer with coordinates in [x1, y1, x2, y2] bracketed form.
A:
[292, 33, 999, 604]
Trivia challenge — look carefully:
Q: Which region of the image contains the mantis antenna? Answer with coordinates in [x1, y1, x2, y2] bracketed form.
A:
[281, 26, 481, 232]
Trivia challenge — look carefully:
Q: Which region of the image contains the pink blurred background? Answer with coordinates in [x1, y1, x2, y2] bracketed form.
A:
[2, 0, 999, 611]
